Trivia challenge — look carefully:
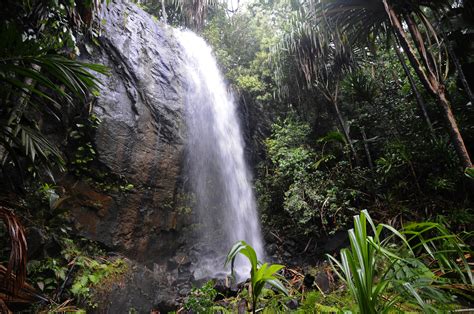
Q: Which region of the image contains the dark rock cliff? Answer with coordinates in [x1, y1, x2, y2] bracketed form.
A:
[67, 0, 191, 311]
[78, 0, 185, 263]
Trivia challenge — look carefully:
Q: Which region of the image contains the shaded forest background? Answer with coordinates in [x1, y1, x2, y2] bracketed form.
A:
[154, 0, 474, 244]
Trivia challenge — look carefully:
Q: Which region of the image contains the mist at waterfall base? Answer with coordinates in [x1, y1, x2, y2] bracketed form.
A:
[176, 29, 264, 280]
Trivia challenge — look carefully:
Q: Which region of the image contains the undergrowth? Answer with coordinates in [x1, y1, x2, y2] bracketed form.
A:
[177, 211, 473, 313]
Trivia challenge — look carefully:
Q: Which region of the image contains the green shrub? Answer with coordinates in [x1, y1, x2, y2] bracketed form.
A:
[258, 117, 366, 237]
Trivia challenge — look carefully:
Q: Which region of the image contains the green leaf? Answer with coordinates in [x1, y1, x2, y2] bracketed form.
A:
[225, 241, 288, 309]
[37, 281, 45, 291]
[465, 167, 474, 180]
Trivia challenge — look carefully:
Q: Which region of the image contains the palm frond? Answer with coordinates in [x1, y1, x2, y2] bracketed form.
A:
[0, 206, 27, 295]
[273, 0, 366, 94]
[0, 25, 108, 172]
[0, 206, 46, 311]
[166, 0, 221, 28]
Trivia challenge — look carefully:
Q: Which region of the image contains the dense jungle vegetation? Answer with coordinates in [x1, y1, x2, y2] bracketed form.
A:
[1, 0, 473, 312]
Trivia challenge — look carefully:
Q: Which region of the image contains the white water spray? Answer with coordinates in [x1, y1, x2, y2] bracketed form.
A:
[176, 30, 264, 278]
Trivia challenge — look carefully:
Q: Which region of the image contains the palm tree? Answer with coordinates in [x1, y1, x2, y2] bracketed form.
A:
[311, 0, 472, 169]
[275, 8, 362, 164]
[392, 37, 435, 139]
[138, 0, 222, 29]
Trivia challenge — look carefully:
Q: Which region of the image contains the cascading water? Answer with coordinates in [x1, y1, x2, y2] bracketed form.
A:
[176, 30, 264, 278]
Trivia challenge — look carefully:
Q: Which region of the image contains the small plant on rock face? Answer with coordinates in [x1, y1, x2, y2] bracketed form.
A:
[70, 256, 127, 308]
[28, 237, 128, 309]
[225, 241, 288, 314]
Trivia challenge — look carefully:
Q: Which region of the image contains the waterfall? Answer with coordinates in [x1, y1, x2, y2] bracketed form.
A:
[176, 30, 264, 278]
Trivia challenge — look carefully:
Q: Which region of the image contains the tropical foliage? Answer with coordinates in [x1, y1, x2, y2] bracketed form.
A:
[328, 210, 473, 313]
[0, 0, 108, 179]
[1, 0, 473, 312]
[135, 0, 228, 29]
[183, 211, 472, 313]
[0, 0, 111, 312]
[225, 240, 288, 313]
[0, 206, 31, 306]
[257, 116, 364, 237]
[200, 1, 473, 310]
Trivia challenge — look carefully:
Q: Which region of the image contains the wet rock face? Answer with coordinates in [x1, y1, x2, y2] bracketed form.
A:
[76, 0, 186, 265]
[92, 258, 190, 313]
[70, 1, 193, 310]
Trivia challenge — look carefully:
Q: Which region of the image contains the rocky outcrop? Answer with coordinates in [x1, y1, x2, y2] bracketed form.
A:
[64, 1, 192, 309]
[91, 257, 193, 313]
[75, 0, 186, 264]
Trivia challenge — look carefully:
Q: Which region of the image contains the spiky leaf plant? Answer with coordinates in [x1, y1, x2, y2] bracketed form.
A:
[328, 210, 472, 312]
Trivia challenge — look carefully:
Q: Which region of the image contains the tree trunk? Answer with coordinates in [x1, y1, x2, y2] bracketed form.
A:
[161, 0, 167, 23]
[392, 35, 435, 139]
[382, 0, 473, 170]
[331, 84, 360, 165]
[318, 82, 360, 165]
[360, 127, 374, 170]
[446, 40, 474, 106]
[438, 88, 473, 169]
